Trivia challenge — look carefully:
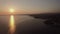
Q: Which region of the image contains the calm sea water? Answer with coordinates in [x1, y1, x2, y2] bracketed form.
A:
[0, 15, 50, 34]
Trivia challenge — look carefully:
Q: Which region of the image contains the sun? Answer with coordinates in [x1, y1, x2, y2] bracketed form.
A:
[9, 8, 14, 13]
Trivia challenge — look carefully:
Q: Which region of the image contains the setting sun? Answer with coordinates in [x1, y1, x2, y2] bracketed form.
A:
[9, 8, 14, 13]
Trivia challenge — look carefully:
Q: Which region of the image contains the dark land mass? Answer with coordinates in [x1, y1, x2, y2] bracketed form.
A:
[29, 13, 60, 19]
[30, 13, 60, 25]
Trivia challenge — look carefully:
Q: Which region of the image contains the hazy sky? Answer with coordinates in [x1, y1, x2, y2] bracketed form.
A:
[0, 0, 59, 14]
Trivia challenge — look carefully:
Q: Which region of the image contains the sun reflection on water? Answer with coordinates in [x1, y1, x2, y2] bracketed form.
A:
[9, 15, 15, 34]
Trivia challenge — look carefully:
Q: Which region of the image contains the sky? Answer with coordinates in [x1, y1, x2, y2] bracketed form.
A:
[0, 0, 59, 14]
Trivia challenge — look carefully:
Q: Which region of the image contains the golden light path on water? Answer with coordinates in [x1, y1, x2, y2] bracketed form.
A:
[9, 15, 15, 34]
